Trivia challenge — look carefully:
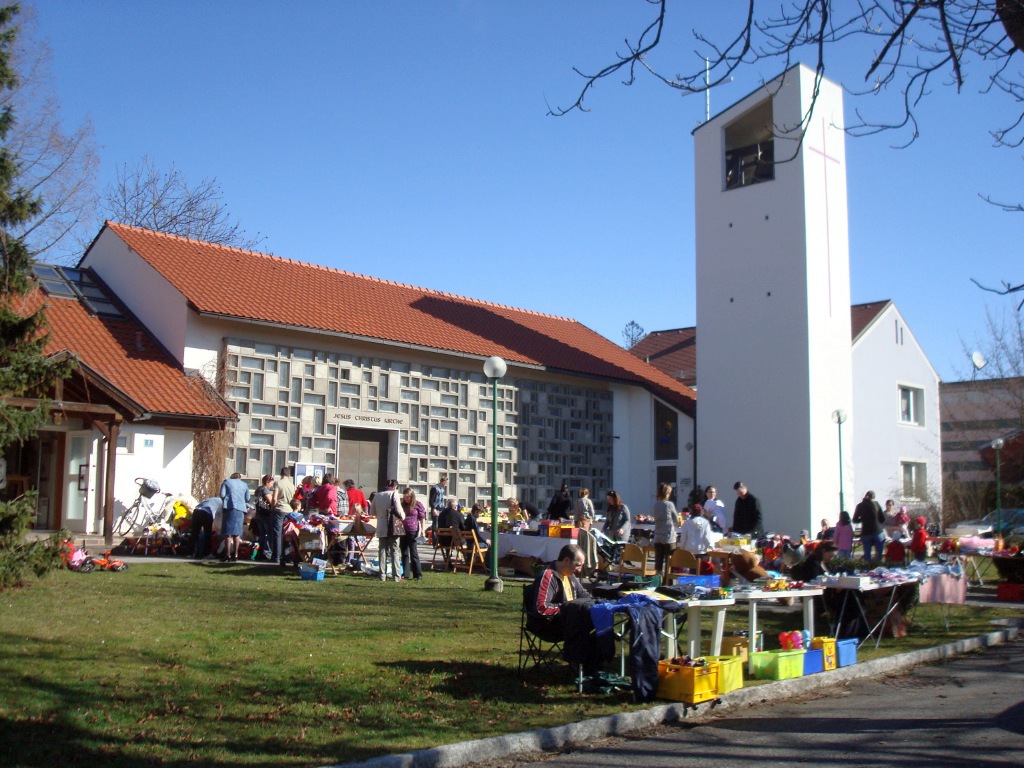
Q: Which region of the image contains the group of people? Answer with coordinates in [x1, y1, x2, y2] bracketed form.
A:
[846, 490, 929, 563]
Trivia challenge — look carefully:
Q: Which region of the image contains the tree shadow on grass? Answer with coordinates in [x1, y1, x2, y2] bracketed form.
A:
[374, 658, 621, 706]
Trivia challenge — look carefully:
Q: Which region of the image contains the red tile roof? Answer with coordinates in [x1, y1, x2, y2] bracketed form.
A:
[17, 284, 236, 424]
[634, 301, 891, 385]
[629, 328, 697, 387]
[850, 300, 891, 342]
[99, 223, 697, 414]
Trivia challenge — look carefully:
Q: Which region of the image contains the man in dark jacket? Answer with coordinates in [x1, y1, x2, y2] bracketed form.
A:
[853, 490, 886, 562]
[547, 483, 573, 520]
[731, 482, 762, 536]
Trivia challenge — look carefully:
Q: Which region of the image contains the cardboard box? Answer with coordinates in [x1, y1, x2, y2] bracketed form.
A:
[559, 527, 579, 539]
[298, 530, 325, 552]
[718, 637, 749, 662]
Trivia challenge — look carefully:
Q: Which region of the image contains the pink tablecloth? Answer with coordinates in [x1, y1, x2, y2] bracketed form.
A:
[917, 574, 967, 604]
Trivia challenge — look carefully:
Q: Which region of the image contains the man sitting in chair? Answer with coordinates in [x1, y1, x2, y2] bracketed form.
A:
[531, 544, 588, 629]
[527, 544, 609, 675]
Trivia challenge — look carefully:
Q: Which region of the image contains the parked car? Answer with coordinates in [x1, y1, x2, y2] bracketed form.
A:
[948, 508, 1024, 537]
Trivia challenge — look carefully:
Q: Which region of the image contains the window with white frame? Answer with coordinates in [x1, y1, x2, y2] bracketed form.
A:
[116, 433, 134, 453]
[901, 461, 927, 499]
[899, 385, 925, 426]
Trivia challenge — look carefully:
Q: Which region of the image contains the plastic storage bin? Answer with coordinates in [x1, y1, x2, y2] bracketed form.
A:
[675, 575, 721, 588]
[705, 655, 744, 694]
[749, 649, 805, 680]
[803, 648, 824, 675]
[811, 637, 837, 670]
[656, 660, 719, 704]
[837, 638, 858, 667]
[997, 582, 1024, 602]
[299, 568, 325, 581]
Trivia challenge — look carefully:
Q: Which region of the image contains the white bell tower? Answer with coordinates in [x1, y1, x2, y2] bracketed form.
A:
[693, 65, 854, 537]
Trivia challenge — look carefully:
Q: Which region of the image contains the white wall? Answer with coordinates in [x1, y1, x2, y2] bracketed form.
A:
[610, 384, 695, 516]
[110, 427, 194, 517]
[694, 65, 853, 537]
[81, 229, 191, 365]
[852, 304, 941, 512]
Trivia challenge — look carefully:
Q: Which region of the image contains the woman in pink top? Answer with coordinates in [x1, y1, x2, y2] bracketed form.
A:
[833, 510, 854, 559]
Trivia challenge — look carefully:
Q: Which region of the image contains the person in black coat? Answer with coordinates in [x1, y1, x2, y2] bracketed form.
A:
[853, 490, 886, 562]
[731, 482, 762, 536]
[547, 482, 573, 520]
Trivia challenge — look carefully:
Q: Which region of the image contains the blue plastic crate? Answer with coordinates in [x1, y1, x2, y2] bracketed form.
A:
[300, 568, 325, 581]
[803, 648, 824, 675]
[837, 638, 858, 667]
[675, 575, 721, 588]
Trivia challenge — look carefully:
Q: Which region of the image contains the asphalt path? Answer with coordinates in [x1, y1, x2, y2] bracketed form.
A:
[508, 639, 1024, 768]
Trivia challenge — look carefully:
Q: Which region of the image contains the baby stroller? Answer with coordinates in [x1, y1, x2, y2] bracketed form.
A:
[593, 528, 625, 567]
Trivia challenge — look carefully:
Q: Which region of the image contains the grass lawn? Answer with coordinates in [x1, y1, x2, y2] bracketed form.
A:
[1, 560, 1020, 768]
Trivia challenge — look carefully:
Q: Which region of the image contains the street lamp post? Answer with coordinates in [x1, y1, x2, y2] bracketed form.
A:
[482, 356, 507, 593]
[992, 438, 1005, 550]
[832, 410, 847, 517]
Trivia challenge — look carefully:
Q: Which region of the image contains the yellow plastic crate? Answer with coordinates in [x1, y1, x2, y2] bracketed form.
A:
[811, 637, 837, 671]
[705, 655, 744, 694]
[749, 649, 805, 680]
[719, 537, 750, 547]
[656, 660, 719, 704]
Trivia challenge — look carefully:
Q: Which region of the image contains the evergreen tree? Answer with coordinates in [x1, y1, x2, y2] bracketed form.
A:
[0, 4, 73, 589]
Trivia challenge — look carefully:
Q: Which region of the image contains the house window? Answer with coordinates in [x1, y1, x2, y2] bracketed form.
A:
[899, 386, 925, 426]
[901, 461, 927, 499]
[654, 400, 678, 461]
[116, 433, 134, 453]
[724, 98, 775, 190]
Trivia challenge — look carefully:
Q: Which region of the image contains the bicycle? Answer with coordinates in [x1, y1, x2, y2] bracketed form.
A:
[114, 478, 174, 536]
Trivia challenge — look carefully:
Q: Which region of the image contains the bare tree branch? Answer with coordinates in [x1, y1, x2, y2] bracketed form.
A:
[970, 276, 1024, 310]
[103, 156, 265, 251]
[0, 6, 99, 264]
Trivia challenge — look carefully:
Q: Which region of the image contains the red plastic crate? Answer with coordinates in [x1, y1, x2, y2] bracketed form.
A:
[997, 582, 1024, 602]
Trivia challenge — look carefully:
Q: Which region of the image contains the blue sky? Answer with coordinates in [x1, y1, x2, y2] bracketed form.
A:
[31, 1, 1022, 382]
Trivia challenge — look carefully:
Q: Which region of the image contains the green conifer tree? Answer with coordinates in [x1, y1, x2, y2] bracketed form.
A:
[0, 4, 74, 588]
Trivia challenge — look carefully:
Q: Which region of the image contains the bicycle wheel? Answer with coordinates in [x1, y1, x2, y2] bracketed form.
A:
[115, 503, 141, 536]
[78, 560, 96, 573]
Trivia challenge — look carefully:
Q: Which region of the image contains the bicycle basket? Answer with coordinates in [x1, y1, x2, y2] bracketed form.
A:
[140, 479, 161, 498]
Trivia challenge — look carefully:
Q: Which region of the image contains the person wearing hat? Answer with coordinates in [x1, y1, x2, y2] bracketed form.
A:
[910, 516, 929, 562]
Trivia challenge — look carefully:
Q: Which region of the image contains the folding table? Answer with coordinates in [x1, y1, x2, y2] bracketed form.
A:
[733, 587, 823, 674]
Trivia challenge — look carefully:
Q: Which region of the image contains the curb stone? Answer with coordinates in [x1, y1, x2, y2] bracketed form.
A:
[322, 618, 1024, 768]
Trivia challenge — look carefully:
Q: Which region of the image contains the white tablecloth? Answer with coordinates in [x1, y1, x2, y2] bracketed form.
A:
[497, 533, 566, 562]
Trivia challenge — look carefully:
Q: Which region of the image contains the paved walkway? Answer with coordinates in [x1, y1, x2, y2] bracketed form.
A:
[509, 637, 1024, 768]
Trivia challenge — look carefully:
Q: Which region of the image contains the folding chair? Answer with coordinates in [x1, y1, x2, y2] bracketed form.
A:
[617, 543, 657, 580]
[431, 526, 460, 571]
[666, 548, 700, 580]
[453, 528, 489, 574]
[518, 585, 584, 690]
